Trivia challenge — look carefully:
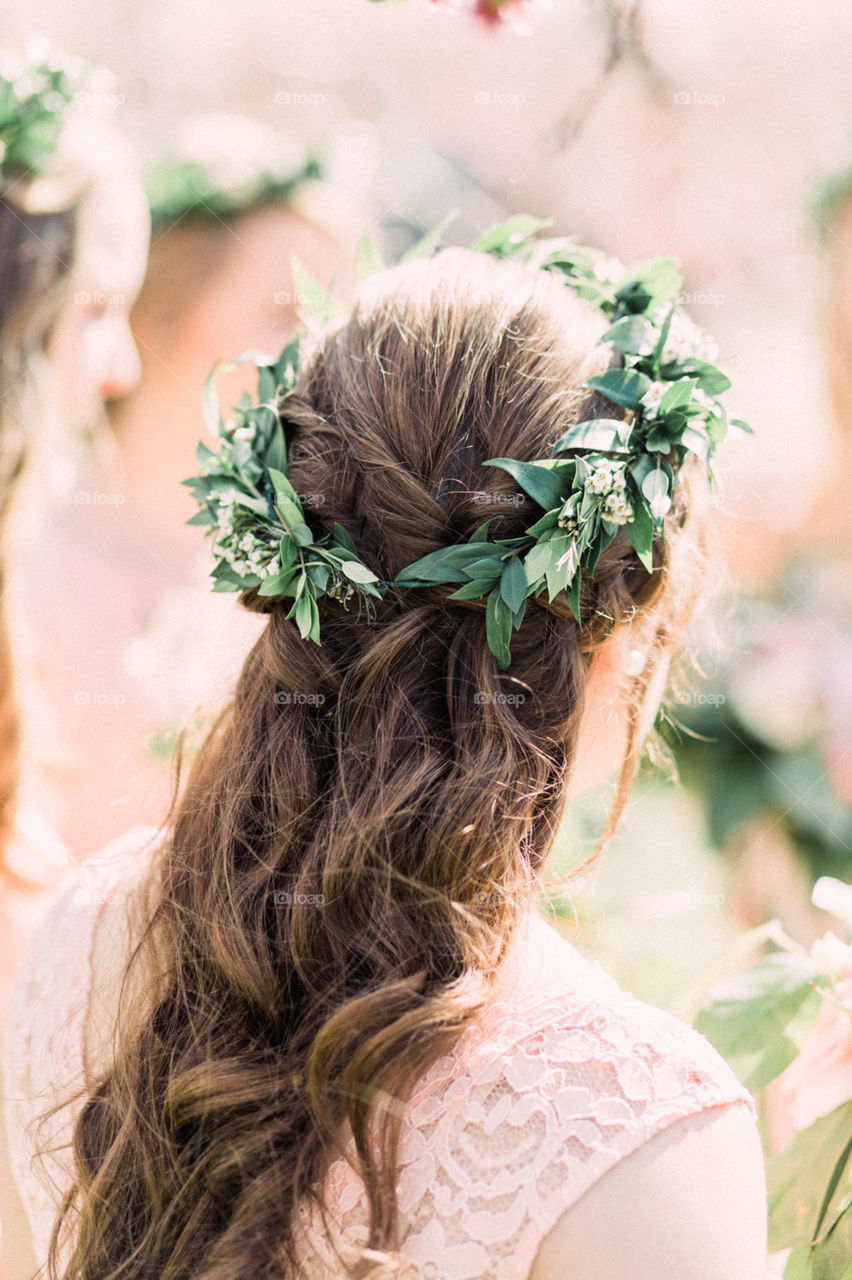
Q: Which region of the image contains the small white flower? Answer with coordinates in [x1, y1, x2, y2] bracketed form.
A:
[592, 255, 624, 285]
[603, 491, 633, 525]
[691, 387, 716, 411]
[233, 425, 254, 442]
[641, 381, 667, 415]
[587, 466, 613, 495]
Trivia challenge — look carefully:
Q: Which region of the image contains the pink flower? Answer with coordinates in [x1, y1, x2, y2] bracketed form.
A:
[775, 928, 852, 1133]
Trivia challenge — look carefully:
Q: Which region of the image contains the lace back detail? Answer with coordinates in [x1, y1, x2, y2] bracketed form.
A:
[1, 837, 757, 1280]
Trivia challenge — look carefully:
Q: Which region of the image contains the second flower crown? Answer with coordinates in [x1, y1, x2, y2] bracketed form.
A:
[183, 214, 753, 670]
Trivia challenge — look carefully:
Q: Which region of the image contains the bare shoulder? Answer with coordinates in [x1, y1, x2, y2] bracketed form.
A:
[527, 1103, 767, 1280]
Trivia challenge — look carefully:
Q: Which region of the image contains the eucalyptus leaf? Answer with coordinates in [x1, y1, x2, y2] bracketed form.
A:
[339, 558, 378, 584]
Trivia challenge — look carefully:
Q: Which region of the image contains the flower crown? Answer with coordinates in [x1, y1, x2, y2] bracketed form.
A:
[183, 214, 753, 670]
[0, 40, 81, 183]
[146, 113, 323, 230]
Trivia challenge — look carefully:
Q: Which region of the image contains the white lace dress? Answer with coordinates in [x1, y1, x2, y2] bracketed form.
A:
[0, 826, 758, 1279]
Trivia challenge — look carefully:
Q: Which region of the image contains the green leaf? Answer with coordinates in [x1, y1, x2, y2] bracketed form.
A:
[525, 509, 561, 538]
[257, 567, 299, 597]
[641, 469, 672, 519]
[658, 377, 697, 414]
[482, 458, 566, 511]
[615, 258, 681, 313]
[290, 255, 350, 325]
[782, 1245, 812, 1280]
[551, 417, 632, 454]
[694, 951, 822, 1093]
[195, 440, 217, 466]
[585, 368, 652, 409]
[291, 522, 314, 547]
[395, 543, 485, 584]
[564, 568, 582, 623]
[309, 563, 331, 593]
[624, 499, 655, 571]
[545, 534, 578, 600]
[813, 1200, 852, 1280]
[279, 537, 298, 570]
[274, 335, 301, 391]
[680, 424, 712, 462]
[584, 524, 615, 577]
[813, 1130, 852, 1248]
[201, 360, 225, 435]
[186, 508, 215, 526]
[446, 577, 496, 601]
[523, 536, 555, 585]
[307, 594, 321, 644]
[293, 592, 313, 639]
[268, 466, 304, 512]
[355, 227, 384, 280]
[400, 209, 460, 262]
[485, 588, 513, 669]
[469, 518, 494, 543]
[231, 492, 269, 516]
[473, 214, 554, 257]
[767, 1101, 852, 1253]
[499, 553, 527, 612]
[599, 314, 657, 354]
[675, 358, 731, 396]
[332, 522, 358, 555]
[339, 558, 378, 584]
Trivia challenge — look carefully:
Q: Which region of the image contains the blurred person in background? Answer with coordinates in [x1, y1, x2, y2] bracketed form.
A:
[0, 40, 148, 1015]
[18, 111, 364, 864]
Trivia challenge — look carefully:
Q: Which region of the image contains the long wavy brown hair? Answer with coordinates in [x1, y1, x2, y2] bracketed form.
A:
[39, 244, 709, 1280]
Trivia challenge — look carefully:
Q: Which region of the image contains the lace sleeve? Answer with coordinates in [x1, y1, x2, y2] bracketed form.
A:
[297, 978, 758, 1280]
[0, 824, 159, 1269]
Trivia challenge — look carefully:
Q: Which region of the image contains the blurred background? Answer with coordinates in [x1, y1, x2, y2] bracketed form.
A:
[1, 0, 851, 1158]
